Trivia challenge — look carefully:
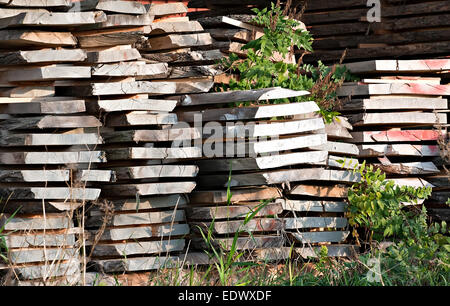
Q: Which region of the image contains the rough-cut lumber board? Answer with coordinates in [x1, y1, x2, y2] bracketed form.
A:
[343, 97, 448, 111]
[74, 30, 143, 48]
[95, 0, 147, 14]
[179, 101, 320, 122]
[0, 151, 105, 164]
[86, 210, 185, 227]
[309, 141, 359, 156]
[9, 247, 77, 264]
[142, 49, 222, 65]
[0, 133, 102, 146]
[106, 147, 201, 160]
[0, 187, 101, 200]
[1, 214, 72, 231]
[359, 144, 440, 157]
[147, 21, 203, 35]
[0, 169, 69, 182]
[389, 178, 435, 189]
[290, 185, 349, 198]
[344, 59, 450, 73]
[0, 30, 77, 47]
[0, 115, 101, 129]
[91, 62, 168, 78]
[348, 112, 447, 126]
[0, 99, 85, 114]
[1, 0, 71, 8]
[113, 165, 198, 179]
[323, 117, 353, 140]
[187, 202, 283, 220]
[163, 65, 221, 79]
[13, 259, 80, 280]
[198, 168, 360, 188]
[285, 217, 348, 229]
[195, 151, 328, 171]
[91, 239, 185, 257]
[0, 65, 91, 82]
[180, 87, 310, 106]
[77, 169, 113, 182]
[338, 83, 450, 97]
[138, 33, 212, 51]
[361, 78, 441, 85]
[85, 46, 141, 64]
[87, 98, 177, 113]
[105, 112, 177, 127]
[209, 28, 262, 43]
[194, 218, 284, 234]
[0, 86, 54, 97]
[375, 161, 440, 175]
[82, 13, 154, 30]
[279, 199, 348, 212]
[0, 11, 106, 29]
[190, 187, 281, 204]
[349, 130, 443, 143]
[90, 256, 181, 273]
[102, 194, 188, 212]
[5, 230, 77, 248]
[0, 49, 86, 66]
[256, 245, 358, 260]
[148, 2, 187, 16]
[101, 182, 196, 196]
[92, 224, 189, 241]
[101, 127, 201, 143]
[62, 80, 214, 96]
[0, 8, 49, 18]
[194, 235, 283, 251]
[292, 231, 350, 244]
[328, 155, 359, 170]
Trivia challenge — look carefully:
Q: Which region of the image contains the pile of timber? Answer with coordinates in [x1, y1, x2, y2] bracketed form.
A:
[339, 59, 450, 219]
[0, 0, 217, 281]
[173, 87, 360, 261]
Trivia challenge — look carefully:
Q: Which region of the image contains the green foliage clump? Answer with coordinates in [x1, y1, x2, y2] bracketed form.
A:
[216, 2, 357, 123]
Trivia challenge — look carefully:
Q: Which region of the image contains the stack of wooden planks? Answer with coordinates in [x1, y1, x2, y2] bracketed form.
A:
[172, 87, 360, 261]
[339, 59, 449, 218]
[0, 0, 216, 280]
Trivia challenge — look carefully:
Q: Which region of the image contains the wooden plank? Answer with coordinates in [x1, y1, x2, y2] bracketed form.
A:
[0, 8, 50, 19]
[389, 178, 435, 189]
[75, 30, 144, 48]
[1, 214, 72, 231]
[85, 46, 141, 64]
[61, 80, 214, 96]
[343, 97, 448, 111]
[86, 210, 185, 227]
[78, 169, 113, 182]
[141, 49, 222, 65]
[105, 147, 201, 160]
[0, 99, 85, 114]
[81, 13, 154, 30]
[0, 49, 86, 66]
[163, 65, 221, 79]
[0, 86, 54, 97]
[374, 161, 440, 175]
[147, 21, 203, 35]
[9, 247, 77, 264]
[90, 256, 181, 273]
[194, 235, 283, 251]
[92, 224, 189, 241]
[338, 83, 450, 97]
[5, 230, 77, 248]
[0, 11, 107, 29]
[0, 115, 101, 129]
[190, 187, 281, 204]
[138, 33, 212, 51]
[95, 0, 147, 14]
[101, 182, 196, 196]
[348, 112, 447, 126]
[0, 65, 91, 82]
[285, 217, 348, 229]
[359, 144, 440, 157]
[91, 62, 168, 78]
[0, 133, 103, 146]
[13, 259, 80, 280]
[194, 151, 328, 171]
[147, 3, 187, 16]
[91, 239, 185, 257]
[0, 169, 69, 182]
[101, 127, 201, 143]
[113, 165, 198, 180]
[87, 98, 177, 113]
[0, 30, 77, 47]
[105, 112, 177, 127]
[292, 231, 350, 243]
[279, 199, 348, 212]
[193, 218, 283, 234]
[309, 141, 359, 156]
[197, 169, 360, 188]
[2, 0, 71, 8]
[100, 195, 188, 212]
[186, 202, 283, 220]
[344, 59, 450, 73]
[1, 187, 101, 200]
[179, 87, 310, 106]
[179, 101, 320, 122]
[349, 130, 443, 143]
[0, 151, 106, 164]
[289, 185, 349, 198]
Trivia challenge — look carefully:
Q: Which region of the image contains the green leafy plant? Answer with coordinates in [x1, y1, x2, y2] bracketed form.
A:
[216, 2, 357, 123]
[0, 208, 20, 263]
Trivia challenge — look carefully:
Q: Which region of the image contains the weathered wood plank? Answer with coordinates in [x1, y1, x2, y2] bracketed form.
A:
[309, 141, 359, 156]
[9, 247, 77, 264]
[13, 259, 80, 280]
[348, 112, 447, 126]
[95, 0, 147, 14]
[105, 147, 201, 160]
[112, 165, 198, 180]
[101, 127, 201, 143]
[137, 33, 212, 51]
[105, 112, 177, 127]
[190, 187, 281, 204]
[0, 99, 85, 114]
[87, 98, 177, 113]
[374, 161, 440, 175]
[2, 0, 71, 8]
[0, 29, 77, 47]
[147, 21, 203, 35]
[85, 46, 141, 64]
[1, 214, 72, 231]
[193, 218, 283, 234]
[0, 49, 86, 66]
[91, 62, 168, 78]
[194, 235, 283, 251]
[338, 83, 450, 97]
[148, 2, 187, 16]
[285, 217, 348, 229]
[0, 133, 103, 146]
[186, 202, 283, 220]
[104, 194, 188, 212]
[279, 199, 348, 212]
[101, 182, 196, 196]
[0, 115, 101, 129]
[289, 185, 349, 198]
[349, 130, 443, 143]
[90, 256, 181, 272]
[91, 224, 189, 241]
[343, 97, 448, 111]
[292, 231, 350, 243]
[0, 187, 101, 200]
[0, 169, 69, 182]
[91, 239, 185, 257]
[344, 59, 450, 73]
[141, 49, 222, 65]
[359, 144, 440, 157]
[5, 230, 78, 248]
[86, 210, 185, 227]
[0, 151, 106, 164]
